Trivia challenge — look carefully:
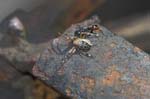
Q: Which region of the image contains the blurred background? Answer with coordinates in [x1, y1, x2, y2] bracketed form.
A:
[0, 0, 149, 99]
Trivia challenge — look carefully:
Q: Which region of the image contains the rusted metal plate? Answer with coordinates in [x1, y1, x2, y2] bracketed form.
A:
[33, 17, 150, 99]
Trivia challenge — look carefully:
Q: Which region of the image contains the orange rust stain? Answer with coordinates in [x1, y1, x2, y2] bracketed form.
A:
[102, 71, 121, 86]
[80, 76, 96, 93]
[101, 65, 121, 86]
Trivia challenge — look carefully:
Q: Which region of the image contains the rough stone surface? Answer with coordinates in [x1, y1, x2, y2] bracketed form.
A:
[33, 17, 150, 99]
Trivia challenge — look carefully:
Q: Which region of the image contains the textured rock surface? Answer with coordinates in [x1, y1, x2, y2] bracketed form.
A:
[33, 17, 150, 99]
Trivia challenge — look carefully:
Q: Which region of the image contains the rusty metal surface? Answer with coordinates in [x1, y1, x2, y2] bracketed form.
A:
[33, 17, 150, 99]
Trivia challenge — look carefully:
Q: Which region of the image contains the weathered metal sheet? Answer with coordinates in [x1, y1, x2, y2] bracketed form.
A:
[33, 17, 150, 99]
